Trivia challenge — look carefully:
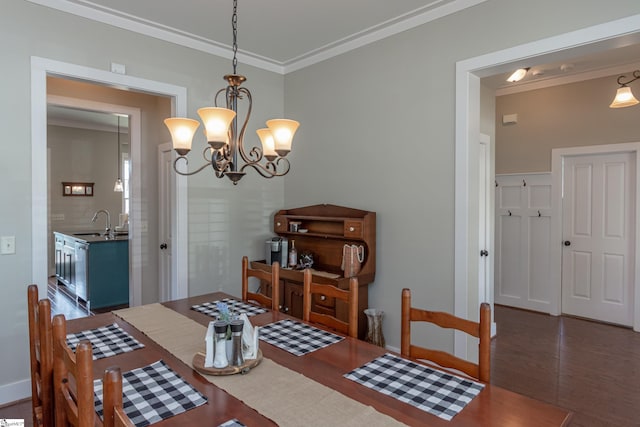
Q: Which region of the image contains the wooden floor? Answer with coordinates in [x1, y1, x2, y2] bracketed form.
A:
[491, 305, 640, 426]
[47, 276, 92, 320]
[4, 304, 640, 425]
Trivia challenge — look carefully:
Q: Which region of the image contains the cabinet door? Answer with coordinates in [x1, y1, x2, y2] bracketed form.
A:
[284, 281, 304, 318]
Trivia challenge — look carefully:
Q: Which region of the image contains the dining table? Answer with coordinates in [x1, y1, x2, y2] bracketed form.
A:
[65, 291, 573, 426]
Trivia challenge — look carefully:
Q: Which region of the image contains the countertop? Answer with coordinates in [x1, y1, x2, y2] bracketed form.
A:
[54, 230, 129, 244]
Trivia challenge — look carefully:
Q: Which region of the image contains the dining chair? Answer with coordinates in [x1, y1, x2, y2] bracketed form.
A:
[28, 284, 54, 427]
[400, 288, 491, 382]
[242, 255, 280, 311]
[52, 314, 95, 427]
[102, 366, 135, 427]
[302, 268, 358, 338]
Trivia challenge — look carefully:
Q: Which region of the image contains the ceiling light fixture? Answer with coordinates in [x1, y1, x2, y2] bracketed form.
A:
[163, 0, 300, 185]
[113, 115, 124, 192]
[609, 70, 640, 108]
[506, 68, 530, 83]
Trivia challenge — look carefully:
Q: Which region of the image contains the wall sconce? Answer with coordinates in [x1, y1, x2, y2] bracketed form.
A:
[610, 70, 640, 108]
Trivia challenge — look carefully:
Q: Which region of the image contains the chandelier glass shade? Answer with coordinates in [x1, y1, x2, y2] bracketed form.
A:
[610, 70, 640, 108]
[164, 0, 299, 184]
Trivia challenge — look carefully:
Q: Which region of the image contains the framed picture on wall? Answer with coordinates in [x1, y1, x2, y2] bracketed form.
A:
[62, 182, 94, 197]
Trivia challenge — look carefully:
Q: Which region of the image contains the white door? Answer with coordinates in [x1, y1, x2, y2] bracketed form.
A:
[561, 152, 635, 326]
[158, 143, 174, 302]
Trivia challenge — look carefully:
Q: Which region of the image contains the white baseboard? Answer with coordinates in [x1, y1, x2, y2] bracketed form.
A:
[0, 379, 31, 406]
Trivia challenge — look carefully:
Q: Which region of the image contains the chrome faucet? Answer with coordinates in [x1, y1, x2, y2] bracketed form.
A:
[91, 209, 112, 237]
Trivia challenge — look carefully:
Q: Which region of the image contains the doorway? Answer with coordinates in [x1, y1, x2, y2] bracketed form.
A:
[454, 15, 640, 360]
[31, 57, 189, 306]
[47, 98, 137, 315]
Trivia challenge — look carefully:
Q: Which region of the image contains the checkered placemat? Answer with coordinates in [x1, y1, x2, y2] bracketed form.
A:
[66, 323, 144, 360]
[190, 298, 267, 318]
[344, 353, 484, 421]
[218, 419, 246, 427]
[94, 360, 207, 427]
[258, 319, 344, 356]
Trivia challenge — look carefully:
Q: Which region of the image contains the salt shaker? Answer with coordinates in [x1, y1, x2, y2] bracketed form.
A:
[213, 321, 229, 368]
[229, 319, 244, 366]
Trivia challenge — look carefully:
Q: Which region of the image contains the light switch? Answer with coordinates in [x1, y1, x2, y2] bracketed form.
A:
[1, 236, 16, 255]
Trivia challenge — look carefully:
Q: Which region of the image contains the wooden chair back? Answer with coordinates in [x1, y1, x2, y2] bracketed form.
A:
[302, 269, 358, 338]
[28, 284, 54, 427]
[242, 256, 280, 311]
[401, 288, 491, 383]
[102, 367, 135, 427]
[52, 314, 95, 427]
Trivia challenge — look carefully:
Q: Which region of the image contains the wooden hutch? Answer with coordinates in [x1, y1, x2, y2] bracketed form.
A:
[251, 204, 376, 339]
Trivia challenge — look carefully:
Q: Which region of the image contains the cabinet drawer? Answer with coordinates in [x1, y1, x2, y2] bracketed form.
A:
[274, 216, 287, 233]
[314, 293, 335, 309]
[343, 220, 363, 239]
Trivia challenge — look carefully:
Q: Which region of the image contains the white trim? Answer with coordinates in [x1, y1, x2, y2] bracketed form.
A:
[0, 379, 31, 406]
[31, 57, 189, 306]
[551, 142, 640, 331]
[455, 14, 640, 359]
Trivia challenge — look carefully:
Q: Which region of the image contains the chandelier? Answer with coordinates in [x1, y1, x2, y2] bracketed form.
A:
[163, 0, 300, 184]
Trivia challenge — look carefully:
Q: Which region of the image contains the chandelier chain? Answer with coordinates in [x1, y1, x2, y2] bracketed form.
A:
[232, 0, 238, 74]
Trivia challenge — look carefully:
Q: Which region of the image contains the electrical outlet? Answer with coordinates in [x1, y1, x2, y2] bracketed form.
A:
[51, 213, 65, 221]
[1, 236, 16, 255]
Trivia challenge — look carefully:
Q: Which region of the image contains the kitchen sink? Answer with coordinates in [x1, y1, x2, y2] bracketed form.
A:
[73, 232, 102, 237]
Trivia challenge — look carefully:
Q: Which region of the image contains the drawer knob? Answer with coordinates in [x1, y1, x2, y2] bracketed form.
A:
[349, 226, 355, 232]
[320, 295, 326, 301]
[277, 222, 281, 227]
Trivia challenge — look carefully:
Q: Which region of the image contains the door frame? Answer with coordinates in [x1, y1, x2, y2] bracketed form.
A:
[551, 142, 640, 331]
[31, 56, 189, 304]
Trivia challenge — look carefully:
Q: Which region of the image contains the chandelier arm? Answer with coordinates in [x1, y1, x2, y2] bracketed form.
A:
[239, 156, 290, 178]
[173, 156, 214, 177]
[617, 70, 640, 86]
[235, 87, 258, 164]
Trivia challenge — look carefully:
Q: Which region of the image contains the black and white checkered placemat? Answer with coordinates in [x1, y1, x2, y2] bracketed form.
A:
[191, 298, 267, 318]
[94, 360, 207, 427]
[66, 323, 144, 360]
[258, 319, 344, 356]
[218, 419, 246, 427]
[344, 353, 484, 421]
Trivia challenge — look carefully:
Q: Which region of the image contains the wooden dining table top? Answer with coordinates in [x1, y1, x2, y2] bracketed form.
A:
[66, 292, 573, 426]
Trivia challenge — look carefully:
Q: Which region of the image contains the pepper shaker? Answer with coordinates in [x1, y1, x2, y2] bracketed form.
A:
[229, 319, 244, 366]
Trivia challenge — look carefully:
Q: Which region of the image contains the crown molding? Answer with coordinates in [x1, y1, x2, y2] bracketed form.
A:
[27, 0, 486, 75]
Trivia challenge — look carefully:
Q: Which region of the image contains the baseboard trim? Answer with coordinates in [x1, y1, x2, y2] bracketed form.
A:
[0, 379, 31, 406]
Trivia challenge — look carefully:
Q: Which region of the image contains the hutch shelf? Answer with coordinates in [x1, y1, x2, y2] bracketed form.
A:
[252, 204, 376, 339]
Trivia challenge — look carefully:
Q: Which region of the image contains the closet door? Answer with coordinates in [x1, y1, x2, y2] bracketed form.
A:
[495, 174, 552, 313]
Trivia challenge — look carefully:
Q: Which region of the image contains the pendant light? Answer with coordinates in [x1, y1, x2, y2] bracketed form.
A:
[114, 116, 124, 192]
[609, 70, 640, 108]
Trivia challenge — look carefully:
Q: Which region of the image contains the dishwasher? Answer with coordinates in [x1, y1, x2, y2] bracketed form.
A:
[74, 241, 89, 308]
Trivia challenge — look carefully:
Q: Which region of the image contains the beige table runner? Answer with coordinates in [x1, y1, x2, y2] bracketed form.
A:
[114, 304, 406, 427]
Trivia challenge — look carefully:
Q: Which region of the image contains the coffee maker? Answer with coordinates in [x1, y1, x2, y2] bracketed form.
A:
[265, 237, 288, 266]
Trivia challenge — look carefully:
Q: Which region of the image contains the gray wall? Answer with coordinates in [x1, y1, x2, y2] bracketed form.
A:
[283, 0, 640, 360]
[496, 74, 640, 174]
